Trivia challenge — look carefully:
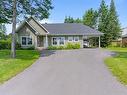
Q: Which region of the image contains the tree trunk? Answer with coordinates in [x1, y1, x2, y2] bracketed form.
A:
[11, 0, 16, 58]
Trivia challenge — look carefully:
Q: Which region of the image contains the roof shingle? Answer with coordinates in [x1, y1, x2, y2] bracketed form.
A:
[42, 23, 103, 36]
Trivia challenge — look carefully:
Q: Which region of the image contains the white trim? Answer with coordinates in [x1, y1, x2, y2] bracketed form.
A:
[52, 37, 58, 46]
[52, 37, 65, 46]
[74, 36, 79, 42]
[26, 21, 40, 35]
[20, 36, 33, 46]
[59, 37, 65, 46]
[31, 17, 49, 34]
[68, 37, 73, 42]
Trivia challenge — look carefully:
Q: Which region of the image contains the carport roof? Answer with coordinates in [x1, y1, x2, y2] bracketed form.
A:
[42, 23, 103, 36]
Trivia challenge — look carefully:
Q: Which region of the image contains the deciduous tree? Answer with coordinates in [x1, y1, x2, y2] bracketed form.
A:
[0, 0, 53, 58]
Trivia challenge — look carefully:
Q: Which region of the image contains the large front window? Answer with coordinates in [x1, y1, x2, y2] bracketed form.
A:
[52, 37, 57, 45]
[68, 37, 73, 42]
[52, 37, 65, 46]
[21, 36, 32, 46]
[74, 37, 79, 42]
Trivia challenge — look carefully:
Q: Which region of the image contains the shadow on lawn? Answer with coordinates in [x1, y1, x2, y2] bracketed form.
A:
[114, 52, 127, 58]
[40, 50, 56, 57]
[0, 50, 39, 60]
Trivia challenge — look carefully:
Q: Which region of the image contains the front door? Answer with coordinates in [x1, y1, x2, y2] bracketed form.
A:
[37, 36, 43, 47]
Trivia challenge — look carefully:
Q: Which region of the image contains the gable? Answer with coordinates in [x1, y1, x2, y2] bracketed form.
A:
[28, 18, 48, 35]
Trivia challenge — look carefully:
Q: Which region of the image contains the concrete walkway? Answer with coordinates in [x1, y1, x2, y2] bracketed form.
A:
[0, 49, 127, 95]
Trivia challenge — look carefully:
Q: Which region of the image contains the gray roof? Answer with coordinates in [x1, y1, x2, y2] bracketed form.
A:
[122, 34, 127, 38]
[42, 23, 103, 36]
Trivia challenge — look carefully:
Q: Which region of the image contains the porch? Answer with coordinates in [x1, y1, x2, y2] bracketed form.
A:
[36, 35, 101, 49]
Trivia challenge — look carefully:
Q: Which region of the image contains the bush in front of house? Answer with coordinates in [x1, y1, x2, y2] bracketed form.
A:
[0, 40, 22, 50]
[66, 42, 80, 49]
[47, 46, 58, 50]
[47, 42, 81, 50]
[0, 40, 11, 49]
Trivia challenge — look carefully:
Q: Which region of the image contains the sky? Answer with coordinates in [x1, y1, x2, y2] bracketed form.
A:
[6, 0, 127, 34]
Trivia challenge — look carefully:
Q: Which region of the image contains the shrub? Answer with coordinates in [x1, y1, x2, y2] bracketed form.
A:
[0, 40, 22, 50]
[16, 43, 22, 49]
[66, 42, 80, 49]
[0, 40, 11, 49]
[57, 46, 65, 50]
[47, 43, 81, 50]
[47, 46, 57, 50]
[73, 43, 80, 49]
[66, 42, 74, 49]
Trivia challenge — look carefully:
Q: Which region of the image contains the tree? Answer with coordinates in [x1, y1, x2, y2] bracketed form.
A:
[0, 0, 53, 58]
[0, 24, 7, 40]
[64, 16, 75, 23]
[83, 8, 98, 28]
[64, 16, 82, 23]
[74, 18, 82, 23]
[98, 0, 112, 47]
[108, 0, 121, 40]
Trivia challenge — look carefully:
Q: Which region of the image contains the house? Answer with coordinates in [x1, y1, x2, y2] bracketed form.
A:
[16, 17, 103, 49]
[122, 27, 127, 46]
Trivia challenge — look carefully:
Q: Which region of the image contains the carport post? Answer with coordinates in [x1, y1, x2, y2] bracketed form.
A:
[45, 34, 48, 48]
[99, 36, 101, 48]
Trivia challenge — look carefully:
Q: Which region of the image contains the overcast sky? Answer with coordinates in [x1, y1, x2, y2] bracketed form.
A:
[6, 0, 127, 34]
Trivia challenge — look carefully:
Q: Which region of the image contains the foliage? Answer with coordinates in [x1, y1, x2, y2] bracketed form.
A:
[64, 0, 121, 48]
[66, 42, 80, 49]
[0, 0, 53, 23]
[47, 46, 58, 50]
[83, 8, 98, 28]
[98, 0, 121, 47]
[75, 18, 82, 23]
[0, 40, 21, 50]
[109, 41, 122, 47]
[0, 50, 39, 83]
[47, 43, 81, 50]
[108, 0, 121, 40]
[98, 0, 112, 47]
[0, 24, 7, 40]
[64, 16, 82, 23]
[105, 47, 127, 85]
[64, 16, 75, 23]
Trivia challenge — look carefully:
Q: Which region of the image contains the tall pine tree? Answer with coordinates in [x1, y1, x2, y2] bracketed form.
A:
[108, 0, 121, 40]
[83, 8, 98, 28]
[64, 16, 75, 23]
[98, 0, 111, 47]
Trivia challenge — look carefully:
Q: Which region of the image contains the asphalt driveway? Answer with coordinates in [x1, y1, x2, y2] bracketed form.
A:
[0, 49, 127, 95]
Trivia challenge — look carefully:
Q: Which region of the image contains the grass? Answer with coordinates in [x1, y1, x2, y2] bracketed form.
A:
[0, 50, 39, 84]
[105, 47, 127, 85]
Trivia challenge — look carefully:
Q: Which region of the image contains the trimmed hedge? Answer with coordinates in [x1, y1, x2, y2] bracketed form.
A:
[47, 42, 81, 50]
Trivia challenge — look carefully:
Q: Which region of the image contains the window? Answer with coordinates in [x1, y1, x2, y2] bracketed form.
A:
[22, 37, 27, 45]
[52, 37, 57, 45]
[74, 37, 79, 42]
[68, 37, 73, 42]
[59, 37, 65, 45]
[21, 36, 32, 46]
[28, 37, 32, 45]
[52, 37, 65, 46]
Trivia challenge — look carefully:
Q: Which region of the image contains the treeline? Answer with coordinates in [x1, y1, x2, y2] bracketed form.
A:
[64, 0, 121, 47]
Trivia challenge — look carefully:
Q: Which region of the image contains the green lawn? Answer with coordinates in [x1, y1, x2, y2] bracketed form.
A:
[0, 50, 39, 84]
[105, 47, 127, 85]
